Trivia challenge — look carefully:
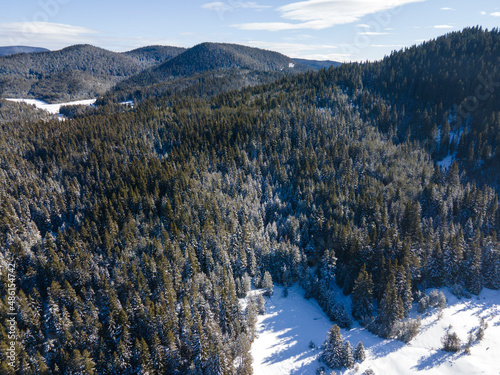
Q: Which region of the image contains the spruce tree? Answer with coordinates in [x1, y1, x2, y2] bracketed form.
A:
[377, 274, 404, 338]
[351, 264, 374, 321]
[322, 324, 344, 369]
[353, 341, 366, 362]
[341, 340, 355, 369]
[262, 271, 274, 297]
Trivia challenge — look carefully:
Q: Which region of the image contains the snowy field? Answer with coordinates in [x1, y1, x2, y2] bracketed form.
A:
[251, 285, 500, 375]
[5, 98, 96, 114]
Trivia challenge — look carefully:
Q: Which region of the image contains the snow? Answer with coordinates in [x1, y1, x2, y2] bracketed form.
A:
[437, 154, 455, 170]
[5, 98, 96, 114]
[251, 285, 332, 375]
[289, 62, 295, 68]
[120, 100, 134, 107]
[251, 285, 500, 375]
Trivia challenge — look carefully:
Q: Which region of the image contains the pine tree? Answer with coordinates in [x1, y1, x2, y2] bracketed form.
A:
[351, 264, 373, 321]
[322, 324, 344, 369]
[377, 274, 404, 338]
[341, 340, 354, 369]
[262, 271, 274, 297]
[465, 241, 482, 295]
[353, 341, 366, 362]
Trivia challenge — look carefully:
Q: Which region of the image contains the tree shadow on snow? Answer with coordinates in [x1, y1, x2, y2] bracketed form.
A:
[412, 350, 461, 371]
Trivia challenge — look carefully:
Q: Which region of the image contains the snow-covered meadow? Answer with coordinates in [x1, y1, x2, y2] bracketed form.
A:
[251, 285, 500, 374]
[5, 98, 96, 115]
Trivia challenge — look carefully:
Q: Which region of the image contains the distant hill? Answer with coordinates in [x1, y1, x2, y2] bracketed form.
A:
[123, 45, 186, 65]
[123, 42, 309, 85]
[0, 44, 182, 103]
[0, 46, 49, 57]
[293, 58, 341, 70]
[107, 42, 310, 103]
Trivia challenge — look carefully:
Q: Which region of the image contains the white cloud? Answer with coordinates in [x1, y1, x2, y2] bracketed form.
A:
[202, 1, 271, 12]
[371, 44, 405, 47]
[480, 11, 487, 15]
[490, 12, 500, 17]
[246, 40, 349, 60]
[0, 22, 98, 48]
[433, 24, 454, 29]
[234, 0, 426, 31]
[357, 31, 391, 35]
[440, 7, 455, 11]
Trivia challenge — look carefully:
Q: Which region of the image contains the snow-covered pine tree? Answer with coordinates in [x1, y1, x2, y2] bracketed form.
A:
[262, 271, 274, 297]
[353, 341, 366, 362]
[377, 273, 404, 338]
[341, 340, 354, 369]
[322, 324, 344, 369]
[351, 264, 373, 321]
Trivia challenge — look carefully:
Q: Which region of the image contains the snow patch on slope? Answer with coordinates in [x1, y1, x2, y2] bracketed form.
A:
[251, 285, 500, 375]
[437, 154, 455, 170]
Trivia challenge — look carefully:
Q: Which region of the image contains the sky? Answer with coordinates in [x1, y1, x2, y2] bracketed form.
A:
[0, 0, 499, 62]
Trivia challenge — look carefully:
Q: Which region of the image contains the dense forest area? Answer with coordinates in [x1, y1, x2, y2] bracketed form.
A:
[0, 99, 57, 124]
[328, 27, 500, 187]
[0, 28, 499, 374]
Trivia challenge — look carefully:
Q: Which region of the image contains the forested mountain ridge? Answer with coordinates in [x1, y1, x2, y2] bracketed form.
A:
[325, 26, 500, 187]
[130, 42, 309, 80]
[123, 45, 187, 65]
[106, 42, 311, 104]
[293, 58, 341, 70]
[0, 28, 499, 374]
[0, 44, 182, 103]
[0, 46, 49, 57]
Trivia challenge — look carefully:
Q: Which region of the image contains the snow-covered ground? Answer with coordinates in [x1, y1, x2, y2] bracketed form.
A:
[5, 98, 96, 114]
[251, 285, 500, 375]
[436, 154, 455, 170]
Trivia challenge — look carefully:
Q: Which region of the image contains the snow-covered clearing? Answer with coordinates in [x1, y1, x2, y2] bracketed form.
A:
[251, 285, 500, 374]
[5, 98, 96, 114]
[436, 154, 455, 170]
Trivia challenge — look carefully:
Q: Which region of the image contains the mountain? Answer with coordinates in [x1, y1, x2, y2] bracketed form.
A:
[0, 44, 182, 103]
[123, 45, 186, 65]
[106, 42, 311, 103]
[324, 26, 500, 187]
[293, 58, 341, 70]
[137, 42, 309, 80]
[0, 45, 49, 56]
[0, 28, 499, 375]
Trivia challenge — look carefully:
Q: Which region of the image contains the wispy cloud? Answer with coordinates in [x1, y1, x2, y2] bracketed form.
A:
[440, 7, 455, 11]
[433, 24, 454, 29]
[371, 44, 406, 48]
[357, 31, 391, 36]
[234, 0, 425, 31]
[246, 40, 348, 61]
[0, 22, 98, 48]
[202, 1, 271, 12]
[490, 12, 500, 17]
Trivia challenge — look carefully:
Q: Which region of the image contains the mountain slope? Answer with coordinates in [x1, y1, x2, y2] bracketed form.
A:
[106, 42, 310, 103]
[323, 27, 500, 187]
[0, 44, 182, 102]
[0, 28, 499, 375]
[0, 46, 49, 56]
[135, 42, 309, 82]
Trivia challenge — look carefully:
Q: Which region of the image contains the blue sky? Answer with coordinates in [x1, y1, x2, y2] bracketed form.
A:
[0, 0, 498, 61]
